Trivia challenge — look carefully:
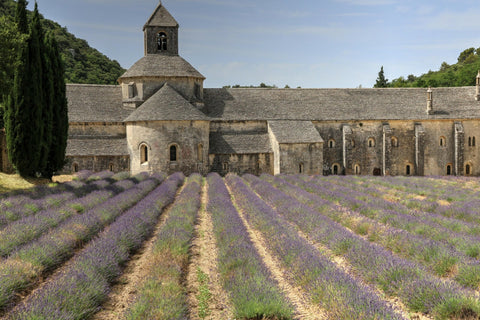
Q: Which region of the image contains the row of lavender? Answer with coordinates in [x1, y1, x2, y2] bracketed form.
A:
[255, 174, 480, 319]
[0, 171, 180, 318]
[287, 174, 480, 285]
[225, 174, 406, 319]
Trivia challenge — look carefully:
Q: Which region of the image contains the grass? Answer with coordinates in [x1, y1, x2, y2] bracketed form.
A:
[0, 173, 73, 194]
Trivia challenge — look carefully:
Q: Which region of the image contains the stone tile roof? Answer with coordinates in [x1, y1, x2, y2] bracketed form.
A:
[124, 84, 209, 122]
[209, 132, 272, 154]
[66, 137, 129, 156]
[203, 87, 480, 121]
[67, 84, 132, 123]
[144, 2, 178, 29]
[119, 55, 205, 80]
[268, 120, 323, 144]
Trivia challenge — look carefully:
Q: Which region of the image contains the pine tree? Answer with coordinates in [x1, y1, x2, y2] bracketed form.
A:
[374, 66, 389, 88]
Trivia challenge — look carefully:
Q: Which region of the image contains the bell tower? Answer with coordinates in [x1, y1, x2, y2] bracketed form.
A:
[144, 1, 179, 55]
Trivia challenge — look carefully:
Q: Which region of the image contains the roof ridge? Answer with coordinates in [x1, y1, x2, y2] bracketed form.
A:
[67, 83, 120, 88]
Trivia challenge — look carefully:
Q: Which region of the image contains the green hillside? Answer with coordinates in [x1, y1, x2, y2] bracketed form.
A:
[386, 48, 480, 88]
[0, 0, 125, 86]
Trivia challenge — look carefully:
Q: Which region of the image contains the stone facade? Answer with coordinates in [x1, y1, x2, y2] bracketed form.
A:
[2, 2, 480, 177]
[127, 120, 210, 175]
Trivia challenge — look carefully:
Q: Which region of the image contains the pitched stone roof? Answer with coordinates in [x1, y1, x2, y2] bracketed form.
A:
[268, 120, 323, 144]
[67, 84, 133, 123]
[124, 84, 209, 122]
[144, 2, 178, 29]
[66, 137, 129, 156]
[203, 87, 480, 121]
[119, 55, 205, 80]
[209, 132, 272, 154]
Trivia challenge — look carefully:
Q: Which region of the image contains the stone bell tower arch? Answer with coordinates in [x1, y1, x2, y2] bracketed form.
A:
[144, 1, 179, 56]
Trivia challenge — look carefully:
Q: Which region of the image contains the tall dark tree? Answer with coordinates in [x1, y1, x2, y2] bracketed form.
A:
[5, 0, 44, 177]
[374, 66, 389, 88]
[15, 0, 28, 34]
[32, 2, 52, 176]
[45, 33, 68, 178]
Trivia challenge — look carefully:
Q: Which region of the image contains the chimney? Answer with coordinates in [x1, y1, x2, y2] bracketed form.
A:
[476, 70, 480, 101]
[427, 87, 433, 115]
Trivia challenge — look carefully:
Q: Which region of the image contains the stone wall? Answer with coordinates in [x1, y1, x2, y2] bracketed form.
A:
[210, 120, 267, 134]
[62, 155, 130, 174]
[144, 26, 178, 55]
[209, 153, 273, 176]
[121, 77, 204, 106]
[127, 120, 210, 175]
[278, 143, 323, 175]
[69, 123, 126, 137]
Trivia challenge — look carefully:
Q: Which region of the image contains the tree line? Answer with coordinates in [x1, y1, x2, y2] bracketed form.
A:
[3, 0, 68, 179]
[374, 48, 480, 88]
[0, 0, 125, 93]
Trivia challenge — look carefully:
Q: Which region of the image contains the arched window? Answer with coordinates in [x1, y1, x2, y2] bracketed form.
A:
[108, 163, 114, 172]
[197, 144, 203, 162]
[157, 32, 167, 51]
[140, 144, 149, 164]
[469, 136, 476, 147]
[446, 164, 452, 176]
[332, 164, 339, 175]
[466, 163, 472, 176]
[368, 137, 375, 148]
[328, 139, 335, 148]
[299, 163, 304, 174]
[223, 162, 229, 171]
[440, 136, 446, 147]
[72, 163, 79, 173]
[170, 145, 177, 162]
[406, 164, 412, 176]
[391, 137, 398, 147]
[354, 164, 361, 175]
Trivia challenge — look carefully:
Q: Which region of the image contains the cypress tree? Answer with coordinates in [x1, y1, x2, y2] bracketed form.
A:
[15, 0, 28, 34]
[45, 33, 68, 178]
[5, 0, 44, 177]
[32, 2, 52, 177]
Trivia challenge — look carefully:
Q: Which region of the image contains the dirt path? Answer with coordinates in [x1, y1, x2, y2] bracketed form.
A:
[92, 181, 188, 320]
[227, 186, 328, 320]
[186, 179, 233, 320]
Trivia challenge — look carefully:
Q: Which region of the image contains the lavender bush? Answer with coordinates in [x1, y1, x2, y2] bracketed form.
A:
[226, 174, 405, 320]
[8, 173, 184, 320]
[263, 174, 480, 289]
[208, 173, 293, 319]
[0, 176, 162, 312]
[245, 174, 480, 318]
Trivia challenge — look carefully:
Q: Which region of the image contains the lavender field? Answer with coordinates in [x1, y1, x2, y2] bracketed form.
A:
[1, 171, 480, 320]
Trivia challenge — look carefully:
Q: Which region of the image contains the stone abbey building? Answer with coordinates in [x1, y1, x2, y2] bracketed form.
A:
[2, 1, 480, 177]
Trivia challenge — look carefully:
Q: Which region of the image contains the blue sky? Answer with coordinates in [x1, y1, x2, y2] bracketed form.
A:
[30, 0, 480, 88]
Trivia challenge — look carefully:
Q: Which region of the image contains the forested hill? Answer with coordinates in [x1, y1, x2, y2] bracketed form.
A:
[385, 48, 480, 88]
[0, 0, 125, 85]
